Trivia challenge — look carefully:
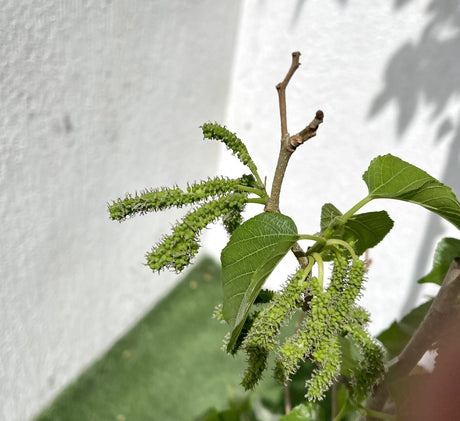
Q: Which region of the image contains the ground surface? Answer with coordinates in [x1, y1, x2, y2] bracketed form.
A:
[34, 257, 283, 421]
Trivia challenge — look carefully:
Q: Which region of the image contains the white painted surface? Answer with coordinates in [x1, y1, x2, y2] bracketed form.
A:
[2, 0, 460, 420]
[0, 1, 240, 420]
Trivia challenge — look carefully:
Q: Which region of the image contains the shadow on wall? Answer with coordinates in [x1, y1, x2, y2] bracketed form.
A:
[290, 0, 349, 26]
[368, 0, 460, 312]
[290, 0, 460, 313]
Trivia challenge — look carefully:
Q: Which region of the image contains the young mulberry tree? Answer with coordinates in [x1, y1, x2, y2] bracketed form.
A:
[109, 52, 460, 420]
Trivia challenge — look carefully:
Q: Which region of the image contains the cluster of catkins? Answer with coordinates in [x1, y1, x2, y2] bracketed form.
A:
[109, 123, 265, 273]
[220, 255, 385, 401]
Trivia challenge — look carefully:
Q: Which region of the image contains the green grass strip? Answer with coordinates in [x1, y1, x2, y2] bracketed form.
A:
[34, 257, 281, 421]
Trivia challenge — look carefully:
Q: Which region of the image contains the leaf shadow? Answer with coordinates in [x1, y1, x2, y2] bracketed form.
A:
[369, 0, 460, 136]
[368, 0, 460, 313]
[290, 0, 349, 27]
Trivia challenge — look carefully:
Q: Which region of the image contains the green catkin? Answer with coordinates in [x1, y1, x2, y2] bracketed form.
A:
[146, 193, 248, 272]
[275, 338, 310, 385]
[306, 336, 341, 401]
[241, 346, 269, 390]
[254, 289, 276, 304]
[346, 324, 385, 400]
[275, 258, 368, 400]
[222, 203, 245, 235]
[324, 258, 382, 400]
[341, 259, 366, 307]
[243, 268, 309, 353]
[201, 123, 259, 176]
[109, 175, 253, 221]
[327, 258, 366, 329]
[348, 305, 370, 327]
[327, 255, 349, 296]
[212, 303, 225, 323]
[275, 278, 333, 384]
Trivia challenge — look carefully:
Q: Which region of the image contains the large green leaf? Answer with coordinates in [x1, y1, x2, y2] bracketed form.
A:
[418, 237, 460, 285]
[363, 154, 460, 229]
[320, 203, 394, 256]
[221, 212, 299, 352]
[341, 211, 394, 256]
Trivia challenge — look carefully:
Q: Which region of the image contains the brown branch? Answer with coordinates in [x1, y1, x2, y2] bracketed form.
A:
[289, 110, 324, 151]
[266, 51, 324, 214]
[265, 53, 324, 283]
[363, 257, 460, 420]
[389, 257, 460, 380]
[265, 110, 324, 213]
[277, 51, 301, 139]
[264, 135, 294, 214]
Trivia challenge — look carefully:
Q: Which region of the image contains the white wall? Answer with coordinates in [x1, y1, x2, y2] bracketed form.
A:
[0, 1, 240, 420]
[210, 0, 460, 333]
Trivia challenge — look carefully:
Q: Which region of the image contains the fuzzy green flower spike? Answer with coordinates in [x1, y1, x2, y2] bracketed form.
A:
[146, 192, 248, 273]
[201, 123, 265, 190]
[109, 175, 255, 221]
[243, 267, 310, 354]
[270, 256, 383, 401]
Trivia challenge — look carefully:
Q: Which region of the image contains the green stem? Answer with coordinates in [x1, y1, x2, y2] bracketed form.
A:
[247, 198, 268, 205]
[236, 184, 268, 199]
[297, 235, 328, 261]
[341, 195, 373, 220]
[332, 401, 348, 421]
[248, 164, 265, 191]
[358, 406, 395, 420]
[298, 234, 327, 244]
[311, 252, 324, 290]
[326, 239, 358, 261]
[301, 256, 315, 276]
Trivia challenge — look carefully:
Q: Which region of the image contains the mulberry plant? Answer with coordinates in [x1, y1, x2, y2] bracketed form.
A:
[109, 52, 460, 420]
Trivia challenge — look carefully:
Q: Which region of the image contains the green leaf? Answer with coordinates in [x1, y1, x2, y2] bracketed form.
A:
[363, 154, 460, 229]
[338, 335, 364, 378]
[221, 212, 299, 352]
[418, 237, 460, 285]
[341, 211, 394, 256]
[320, 203, 342, 234]
[278, 403, 324, 421]
[320, 204, 394, 257]
[377, 300, 433, 358]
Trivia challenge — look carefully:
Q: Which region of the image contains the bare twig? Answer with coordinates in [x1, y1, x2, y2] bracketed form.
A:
[277, 51, 301, 139]
[265, 110, 324, 213]
[288, 110, 324, 151]
[362, 258, 460, 420]
[267, 51, 324, 215]
[265, 53, 323, 214]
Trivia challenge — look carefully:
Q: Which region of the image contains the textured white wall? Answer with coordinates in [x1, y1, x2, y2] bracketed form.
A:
[0, 1, 240, 420]
[210, 0, 460, 334]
